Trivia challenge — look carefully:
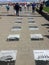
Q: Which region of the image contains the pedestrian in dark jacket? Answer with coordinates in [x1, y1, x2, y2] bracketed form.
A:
[14, 3, 20, 16]
[6, 4, 10, 12]
[39, 2, 44, 13]
[32, 2, 36, 13]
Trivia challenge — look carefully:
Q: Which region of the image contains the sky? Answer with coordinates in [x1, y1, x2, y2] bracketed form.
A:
[0, 0, 48, 2]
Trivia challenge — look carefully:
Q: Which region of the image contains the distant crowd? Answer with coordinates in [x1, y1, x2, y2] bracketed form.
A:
[0, 2, 45, 16]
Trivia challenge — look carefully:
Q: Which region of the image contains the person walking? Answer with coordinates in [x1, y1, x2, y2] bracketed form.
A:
[32, 2, 36, 13]
[39, 2, 44, 14]
[14, 3, 20, 16]
[6, 4, 10, 13]
[27, 2, 30, 11]
[24, 4, 27, 11]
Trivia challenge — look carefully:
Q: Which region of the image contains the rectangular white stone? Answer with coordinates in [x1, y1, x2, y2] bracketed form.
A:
[30, 34, 43, 40]
[17, 17, 23, 19]
[29, 26, 39, 30]
[7, 34, 20, 41]
[11, 26, 21, 31]
[15, 21, 22, 23]
[0, 50, 17, 61]
[12, 26, 21, 29]
[15, 20, 22, 22]
[33, 50, 49, 61]
[29, 28, 39, 30]
[28, 21, 36, 24]
[29, 19, 34, 21]
[11, 29, 21, 31]
[29, 26, 38, 28]
[28, 17, 34, 19]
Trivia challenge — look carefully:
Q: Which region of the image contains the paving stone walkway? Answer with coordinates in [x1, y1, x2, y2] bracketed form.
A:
[0, 6, 49, 65]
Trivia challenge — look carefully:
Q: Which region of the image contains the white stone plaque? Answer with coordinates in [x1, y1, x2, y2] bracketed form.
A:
[28, 21, 36, 24]
[17, 17, 23, 19]
[29, 26, 39, 30]
[30, 34, 43, 40]
[7, 34, 20, 41]
[11, 29, 21, 31]
[28, 17, 34, 19]
[15, 21, 22, 24]
[33, 50, 49, 61]
[0, 50, 17, 61]
[11, 26, 21, 31]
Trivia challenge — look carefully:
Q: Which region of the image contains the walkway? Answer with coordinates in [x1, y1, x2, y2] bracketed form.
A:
[0, 6, 49, 65]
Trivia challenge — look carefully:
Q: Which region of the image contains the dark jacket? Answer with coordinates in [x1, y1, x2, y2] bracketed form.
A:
[32, 3, 36, 7]
[14, 3, 20, 11]
[39, 4, 43, 11]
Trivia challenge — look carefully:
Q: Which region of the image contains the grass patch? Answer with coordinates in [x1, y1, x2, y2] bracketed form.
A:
[43, 7, 49, 13]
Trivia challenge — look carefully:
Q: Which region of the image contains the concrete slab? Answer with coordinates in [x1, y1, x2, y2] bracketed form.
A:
[28, 21, 36, 24]
[30, 34, 43, 40]
[15, 21, 22, 24]
[7, 34, 20, 41]
[11, 26, 21, 31]
[33, 50, 49, 61]
[0, 5, 49, 65]
[33, 50, 49, 65]
[29, 26, 39, 30]
[0, 50, 17, 61]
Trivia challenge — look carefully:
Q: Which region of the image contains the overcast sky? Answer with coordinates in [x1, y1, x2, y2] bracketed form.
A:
[0, 0, 48, 2]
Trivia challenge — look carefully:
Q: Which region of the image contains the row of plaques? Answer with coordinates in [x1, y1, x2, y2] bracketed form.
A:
[0, 50, 49, 65]
[7, 34, 43, 41]
[7, 17, 43, 41]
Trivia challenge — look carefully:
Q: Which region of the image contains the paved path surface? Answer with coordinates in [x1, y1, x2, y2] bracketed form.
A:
[0, 6, 49, 65]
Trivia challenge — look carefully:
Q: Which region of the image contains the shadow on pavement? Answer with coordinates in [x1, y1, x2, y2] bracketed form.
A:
[41, 24, 49, 26]
[0, 61, 15, 65]
[0, 14, 42, 17]
[44, 35, 49, 39]
[46, 27, 49, 29]
[35, 60, 49, 65]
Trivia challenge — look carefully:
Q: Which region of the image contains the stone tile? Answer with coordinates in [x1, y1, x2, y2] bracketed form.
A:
[30, 34, 43, 40]
[7, 34, 20, 41]
[29, 26, 39, 30]
[0, 50, 17, 65]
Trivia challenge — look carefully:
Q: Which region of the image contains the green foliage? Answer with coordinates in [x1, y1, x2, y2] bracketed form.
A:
[43, 7, 49, 13]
